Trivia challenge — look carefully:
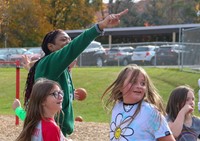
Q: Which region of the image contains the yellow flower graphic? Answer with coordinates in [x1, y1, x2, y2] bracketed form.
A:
[115, 127, 122, 139]
[110, 113, 134, 141]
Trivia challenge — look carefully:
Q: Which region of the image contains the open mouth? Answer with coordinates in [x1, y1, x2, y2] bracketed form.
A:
[133, 91, 141, 94]
[57, 101, 62, 104]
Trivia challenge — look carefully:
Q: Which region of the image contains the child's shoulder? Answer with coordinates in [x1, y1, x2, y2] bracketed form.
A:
[41, 118, 58, 130]
[193, 116, 200, 121]
[142, 101, 157, 110]
[192, 116, 200, 129]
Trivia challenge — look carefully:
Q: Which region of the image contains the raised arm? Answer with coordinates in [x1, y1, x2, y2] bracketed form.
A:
[168, 104, 193, 138]
[98, 9, 128, 30]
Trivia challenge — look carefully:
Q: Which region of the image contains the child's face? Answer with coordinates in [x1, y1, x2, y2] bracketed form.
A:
[42, 85, 63, 117]
[122, 72, 146, 104]
[185, 90, 195, 111]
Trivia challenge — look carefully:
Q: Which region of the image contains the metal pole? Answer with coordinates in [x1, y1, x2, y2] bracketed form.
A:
[180, 28, 183, 70]
[4, 33, 7, 48]
[15, 60, 20, 125]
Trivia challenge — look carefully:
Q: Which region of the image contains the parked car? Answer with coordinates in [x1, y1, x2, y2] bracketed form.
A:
[131, 45, 159, 65]
[156, 44, 187, 65]
[26, 47, 44, 56]
[0, 48, 27, 66]
[23, 47, 44, 61]
[9, 47, 44, 66]
[77, 41, 107, 67]
[106, 46, 134, 66]
[0, 48, 10, 62]
[0, 48, 27, 62]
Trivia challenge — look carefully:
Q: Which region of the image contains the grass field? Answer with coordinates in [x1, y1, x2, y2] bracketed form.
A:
[0, 66, 200, 123]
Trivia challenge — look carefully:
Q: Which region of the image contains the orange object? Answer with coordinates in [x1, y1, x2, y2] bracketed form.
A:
[75, 88, 87, 101]
[75, 116, 83, 122]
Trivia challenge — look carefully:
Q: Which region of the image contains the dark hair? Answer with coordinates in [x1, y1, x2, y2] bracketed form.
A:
[166, 85, 194, 121]
[24, 29, 64, 107]
[42, 29, 63, 56]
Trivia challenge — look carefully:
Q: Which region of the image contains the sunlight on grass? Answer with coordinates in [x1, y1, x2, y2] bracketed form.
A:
[0, 67, 199, 122]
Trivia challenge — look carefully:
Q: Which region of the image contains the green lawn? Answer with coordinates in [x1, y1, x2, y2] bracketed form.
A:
[0, 66, 200, 123]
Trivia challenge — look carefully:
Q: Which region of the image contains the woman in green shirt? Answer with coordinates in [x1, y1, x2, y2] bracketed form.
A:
[12, 9, 129, 137]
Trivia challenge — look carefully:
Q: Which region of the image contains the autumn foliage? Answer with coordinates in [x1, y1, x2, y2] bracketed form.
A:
[0, 0, 105, 47]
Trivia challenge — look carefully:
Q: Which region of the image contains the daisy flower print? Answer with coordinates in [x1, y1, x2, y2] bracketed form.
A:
[110, 113, 134, 141]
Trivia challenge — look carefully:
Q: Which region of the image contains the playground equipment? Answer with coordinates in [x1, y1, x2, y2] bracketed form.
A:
[0, 60, 20, 125]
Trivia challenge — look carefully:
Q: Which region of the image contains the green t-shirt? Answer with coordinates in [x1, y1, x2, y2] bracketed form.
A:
[15, 24, 102, 136]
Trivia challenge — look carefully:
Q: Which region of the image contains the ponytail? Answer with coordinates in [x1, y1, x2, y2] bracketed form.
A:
[24, 59, 40, 108]
[24, 29, 63, 108]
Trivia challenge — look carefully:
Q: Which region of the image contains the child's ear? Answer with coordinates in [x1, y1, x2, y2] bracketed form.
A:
[48, 43, 54, 52]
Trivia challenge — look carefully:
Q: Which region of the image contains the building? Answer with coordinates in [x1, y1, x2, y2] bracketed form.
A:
[66, 23, 200, 46]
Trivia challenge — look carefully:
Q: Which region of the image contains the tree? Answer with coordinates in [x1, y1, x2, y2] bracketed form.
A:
[0, 0, 104, 47]
[161, 0, 197, 24]
[42, 0, 104, 29]
[0, 0, 9, 47]
[108, 0, 200, 27]
[107, 0, 138, 27]
[4, 0, 52, 47]
[139, 0, 200, 25]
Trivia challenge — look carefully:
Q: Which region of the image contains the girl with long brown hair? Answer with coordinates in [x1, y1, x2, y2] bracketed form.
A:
[102, 64, 175, 141]
[16, 78, 72, 141]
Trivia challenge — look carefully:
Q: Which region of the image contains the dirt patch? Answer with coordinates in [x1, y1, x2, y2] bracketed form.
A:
[0, 115, 109, 141]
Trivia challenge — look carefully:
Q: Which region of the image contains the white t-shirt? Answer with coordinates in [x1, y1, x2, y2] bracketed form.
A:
[110, 101, 172, 141]
[31, 121, 43, 141]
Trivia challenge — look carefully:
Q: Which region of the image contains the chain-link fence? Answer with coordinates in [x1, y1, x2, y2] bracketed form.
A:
[181, 27, 200, 72]
[0, 38, 200, 71]
[102, 41, 199, 69]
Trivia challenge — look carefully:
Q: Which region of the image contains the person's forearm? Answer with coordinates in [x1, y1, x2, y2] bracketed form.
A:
[168, 111, 185, 138]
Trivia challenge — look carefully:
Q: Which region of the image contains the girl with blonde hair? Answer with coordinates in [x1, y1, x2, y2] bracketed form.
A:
[102, 64, 175, 141]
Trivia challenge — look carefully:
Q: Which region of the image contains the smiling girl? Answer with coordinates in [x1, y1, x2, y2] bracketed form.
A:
[102, 64, 175, 141]
[16, 78, 72, 141]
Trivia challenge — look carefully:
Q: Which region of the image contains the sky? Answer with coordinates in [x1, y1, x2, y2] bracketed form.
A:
[103, 0, 141, 3]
